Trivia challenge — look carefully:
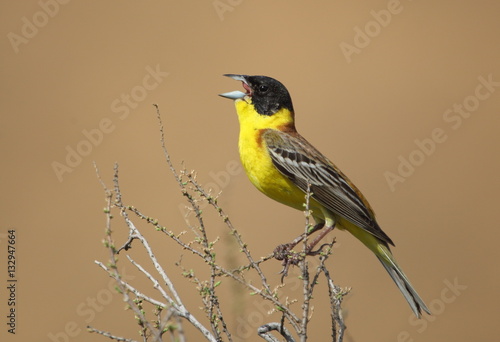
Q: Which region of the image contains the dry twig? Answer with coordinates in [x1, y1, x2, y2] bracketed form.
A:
[89, 105, 349, 341]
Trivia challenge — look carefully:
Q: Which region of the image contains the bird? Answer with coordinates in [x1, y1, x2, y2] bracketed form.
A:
[219, 74, 430, 318]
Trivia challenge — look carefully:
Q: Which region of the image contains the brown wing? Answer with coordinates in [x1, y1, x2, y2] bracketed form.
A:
[263, 129, 394, 246]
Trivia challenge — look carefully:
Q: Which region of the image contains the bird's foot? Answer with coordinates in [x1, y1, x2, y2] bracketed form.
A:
[305, 242, 333, 256]
[273, 243, 305, 281]
[274, 239, 336, 282]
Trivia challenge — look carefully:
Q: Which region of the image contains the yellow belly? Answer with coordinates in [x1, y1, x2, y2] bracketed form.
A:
[238, 127, 325, 219]
[235, 98, 327, 221]
[240, 142, 305, 210]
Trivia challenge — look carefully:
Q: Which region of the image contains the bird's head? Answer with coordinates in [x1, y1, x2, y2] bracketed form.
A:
[220, 74, 294, 116]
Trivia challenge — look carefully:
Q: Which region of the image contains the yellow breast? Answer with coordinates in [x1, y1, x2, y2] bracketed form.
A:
[234, 98, 311, 212]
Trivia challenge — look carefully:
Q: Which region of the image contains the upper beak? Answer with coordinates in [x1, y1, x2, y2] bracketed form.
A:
[219, 74, 251, 100]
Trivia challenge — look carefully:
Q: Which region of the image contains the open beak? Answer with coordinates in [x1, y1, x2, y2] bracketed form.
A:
[219, 74, 252, 100]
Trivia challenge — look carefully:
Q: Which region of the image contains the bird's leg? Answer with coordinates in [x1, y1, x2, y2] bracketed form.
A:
[273, 223, 325, 278]
[304, 225, 335, 255]
[273, 222, 324, 260]
[280, 223, 322, 250]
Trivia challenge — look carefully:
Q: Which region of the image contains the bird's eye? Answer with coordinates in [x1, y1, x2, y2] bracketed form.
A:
[258, 84, 269, 93]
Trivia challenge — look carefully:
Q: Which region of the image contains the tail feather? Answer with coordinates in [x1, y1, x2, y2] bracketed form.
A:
[377, 248, 431, 318]
[341, 219, 430, 317]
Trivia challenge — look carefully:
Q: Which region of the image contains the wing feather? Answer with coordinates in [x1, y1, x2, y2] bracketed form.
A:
[263, 129, 394, 245]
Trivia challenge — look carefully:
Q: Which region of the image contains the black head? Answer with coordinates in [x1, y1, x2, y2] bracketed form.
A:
[220, 74, 294, 116]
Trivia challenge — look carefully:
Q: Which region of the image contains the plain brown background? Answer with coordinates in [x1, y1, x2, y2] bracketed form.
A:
[1, 1, 499, 341]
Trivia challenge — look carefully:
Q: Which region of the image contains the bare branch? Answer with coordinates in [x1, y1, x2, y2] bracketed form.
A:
[258, 322, 295, 342]
[87, 326, 138, 342]
[321, 262, 350, 342]
[91, 105, 350, 342]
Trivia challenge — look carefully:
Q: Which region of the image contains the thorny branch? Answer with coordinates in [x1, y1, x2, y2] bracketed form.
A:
[89, 105, 349, 341]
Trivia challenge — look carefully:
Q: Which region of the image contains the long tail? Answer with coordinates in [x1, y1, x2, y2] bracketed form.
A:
[376, 245, 431, 318]
[342, 220, 430, 317]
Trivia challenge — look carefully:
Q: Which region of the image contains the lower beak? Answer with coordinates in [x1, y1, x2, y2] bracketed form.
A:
[219, 90, 247, 99]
